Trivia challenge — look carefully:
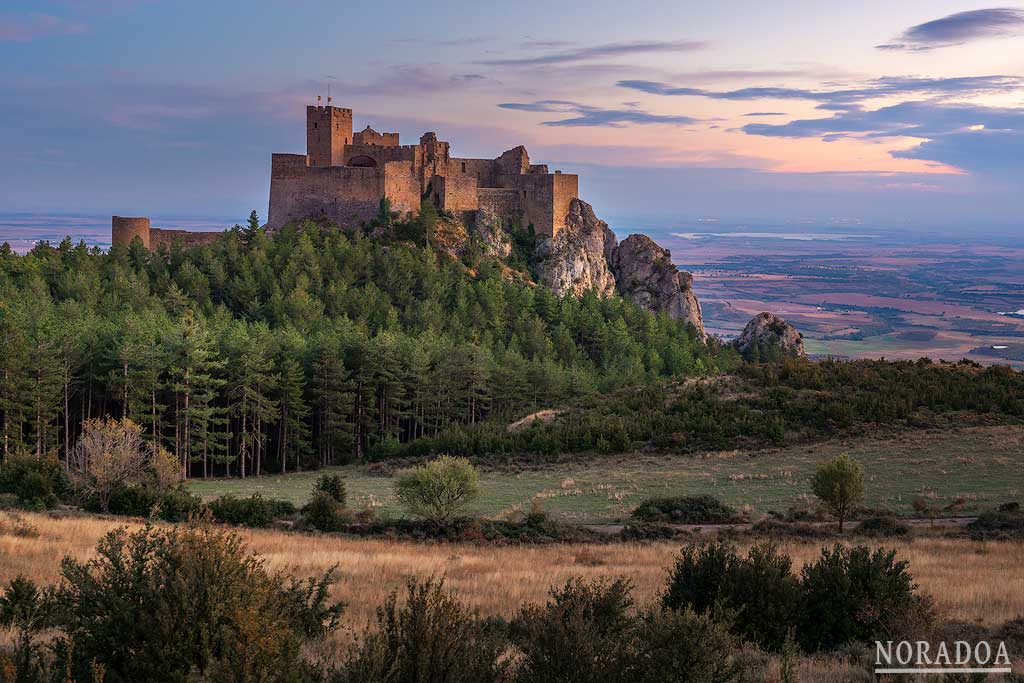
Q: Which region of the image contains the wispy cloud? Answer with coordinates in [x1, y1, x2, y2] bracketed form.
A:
[497, 100, 697, 127]
[742, 100, 1024, 177]
[878, 7, 1024, 51]
[478, 39, 707, 66]
[743, 112, 786, 117]
[618, 75, 1024, 108]
[0, 13, 84, 42]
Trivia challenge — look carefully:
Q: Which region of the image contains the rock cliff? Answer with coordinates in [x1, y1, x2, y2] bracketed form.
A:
[531, 199, 706, 339]
[610, 234, 705, 340]
[532, 199, 617, 298]
[732, 312, 806, 359]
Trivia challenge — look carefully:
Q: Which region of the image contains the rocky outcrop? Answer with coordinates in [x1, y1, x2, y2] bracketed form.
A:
[533, 199, 617, 298]
[733, 312, 805, 359]
[610, 234, 705, 340]
[531, 198, 709, 339]
[473, 209, 512, 260]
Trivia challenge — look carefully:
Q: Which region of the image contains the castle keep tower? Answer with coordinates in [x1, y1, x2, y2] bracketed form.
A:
[306, 105, 352, 167]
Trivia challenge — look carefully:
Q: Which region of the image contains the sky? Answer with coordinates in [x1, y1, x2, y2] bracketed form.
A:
[1, 0, 1023, 234]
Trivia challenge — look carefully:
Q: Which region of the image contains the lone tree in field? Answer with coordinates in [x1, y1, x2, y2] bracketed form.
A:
[811, 454, 864, 531]
[394, 455, 480, 524]
[70, 417, 182, 511]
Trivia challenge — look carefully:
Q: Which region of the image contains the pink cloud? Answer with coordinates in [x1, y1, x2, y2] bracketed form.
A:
[0, 13, 85, 42]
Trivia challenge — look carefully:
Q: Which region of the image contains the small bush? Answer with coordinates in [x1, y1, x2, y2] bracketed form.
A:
[856, 515, 909, 537]
[314, 474, 347, 506]
[632, 607, 747, 683]
[0, 452, 68, 509]
[799, 544, 921, 651]
[632, 495, 739, 524]
[105, 484, 160, 517]
[662, 541, 801, 651]
[968, 509, 1024, 539]
[154, 487, 205, 522]
[512, 577, 636, 683]
[208, 493, 295, 528]
[339, 577, 507, 683]
[394, 455, 480, 524]
[303, 491, 344, 532]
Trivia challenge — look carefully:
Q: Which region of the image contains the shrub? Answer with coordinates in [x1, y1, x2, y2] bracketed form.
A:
[314, 473, 347, 506]
[632, 607, 747, 683]
[513, 576, 748, 683]
[0, 452, 68, 509]
[856, 515, 909, 537]
[339, 577, 507, 683]
[968, 508, 1024, 538]
[799, 544, 920, 651]
[208, 493, 295, 528]
[105, 484, 160, 517]
[51, 520, 344, 682]
[662, 541, 801, 651]
[303, 491, 344, 532]
[512, 577, 636, 683]
[394, 455, 480, 524]
[632, 495, 739, 524]
[811, 454, 865, 531]
[154, 487, 205, 522]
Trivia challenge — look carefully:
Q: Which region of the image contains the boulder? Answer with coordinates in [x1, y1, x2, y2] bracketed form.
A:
[733, 312, 805, 359]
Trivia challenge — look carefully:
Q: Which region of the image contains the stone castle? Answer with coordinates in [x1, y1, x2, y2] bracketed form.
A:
[112, 102, 580, 247]
[267, 104, 579, 235]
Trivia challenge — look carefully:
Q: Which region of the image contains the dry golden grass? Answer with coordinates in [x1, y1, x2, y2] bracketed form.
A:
[2, 510, 1023, 637]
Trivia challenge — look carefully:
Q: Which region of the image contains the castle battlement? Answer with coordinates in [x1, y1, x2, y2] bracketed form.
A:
[268, 104, 579, 237]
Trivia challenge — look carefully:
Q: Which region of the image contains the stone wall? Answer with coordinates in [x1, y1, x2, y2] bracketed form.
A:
[433, 174, 478, 212]
[111, 216, 222, 250]
[382, 161, 422, 216]
[269, 156, 422, 228]
[149, 228, 222, 250]
[269, 161, 384, 228]
[343, 143, 417, 169]
[476, 188, 520, 225]
[449, 157, 498, 187]
[352, 127, 399, 146]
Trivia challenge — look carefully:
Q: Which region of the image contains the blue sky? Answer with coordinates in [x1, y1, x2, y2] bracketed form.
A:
[1, 0, 1023, 233]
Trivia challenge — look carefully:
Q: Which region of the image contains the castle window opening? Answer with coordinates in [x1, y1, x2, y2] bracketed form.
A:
[461, 162, 466, 172]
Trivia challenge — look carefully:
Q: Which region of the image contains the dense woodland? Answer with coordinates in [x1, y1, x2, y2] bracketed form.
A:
[0, 212, 723, 478]
[2, 211, 1022, 478]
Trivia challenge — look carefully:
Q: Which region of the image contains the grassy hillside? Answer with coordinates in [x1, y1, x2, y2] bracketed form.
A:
[189, 424, 1024, 523]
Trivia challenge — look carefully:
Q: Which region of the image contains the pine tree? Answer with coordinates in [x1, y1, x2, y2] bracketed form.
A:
[167, 310, 226, 478]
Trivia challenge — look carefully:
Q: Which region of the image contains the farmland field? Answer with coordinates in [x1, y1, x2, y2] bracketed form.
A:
[187, 425, 1024, 523]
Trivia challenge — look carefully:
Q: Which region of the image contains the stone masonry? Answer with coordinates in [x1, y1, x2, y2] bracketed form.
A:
[267, 104, 579, 237]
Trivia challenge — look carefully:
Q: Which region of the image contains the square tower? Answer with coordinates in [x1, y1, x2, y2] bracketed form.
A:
[306, 105, 352, 167]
